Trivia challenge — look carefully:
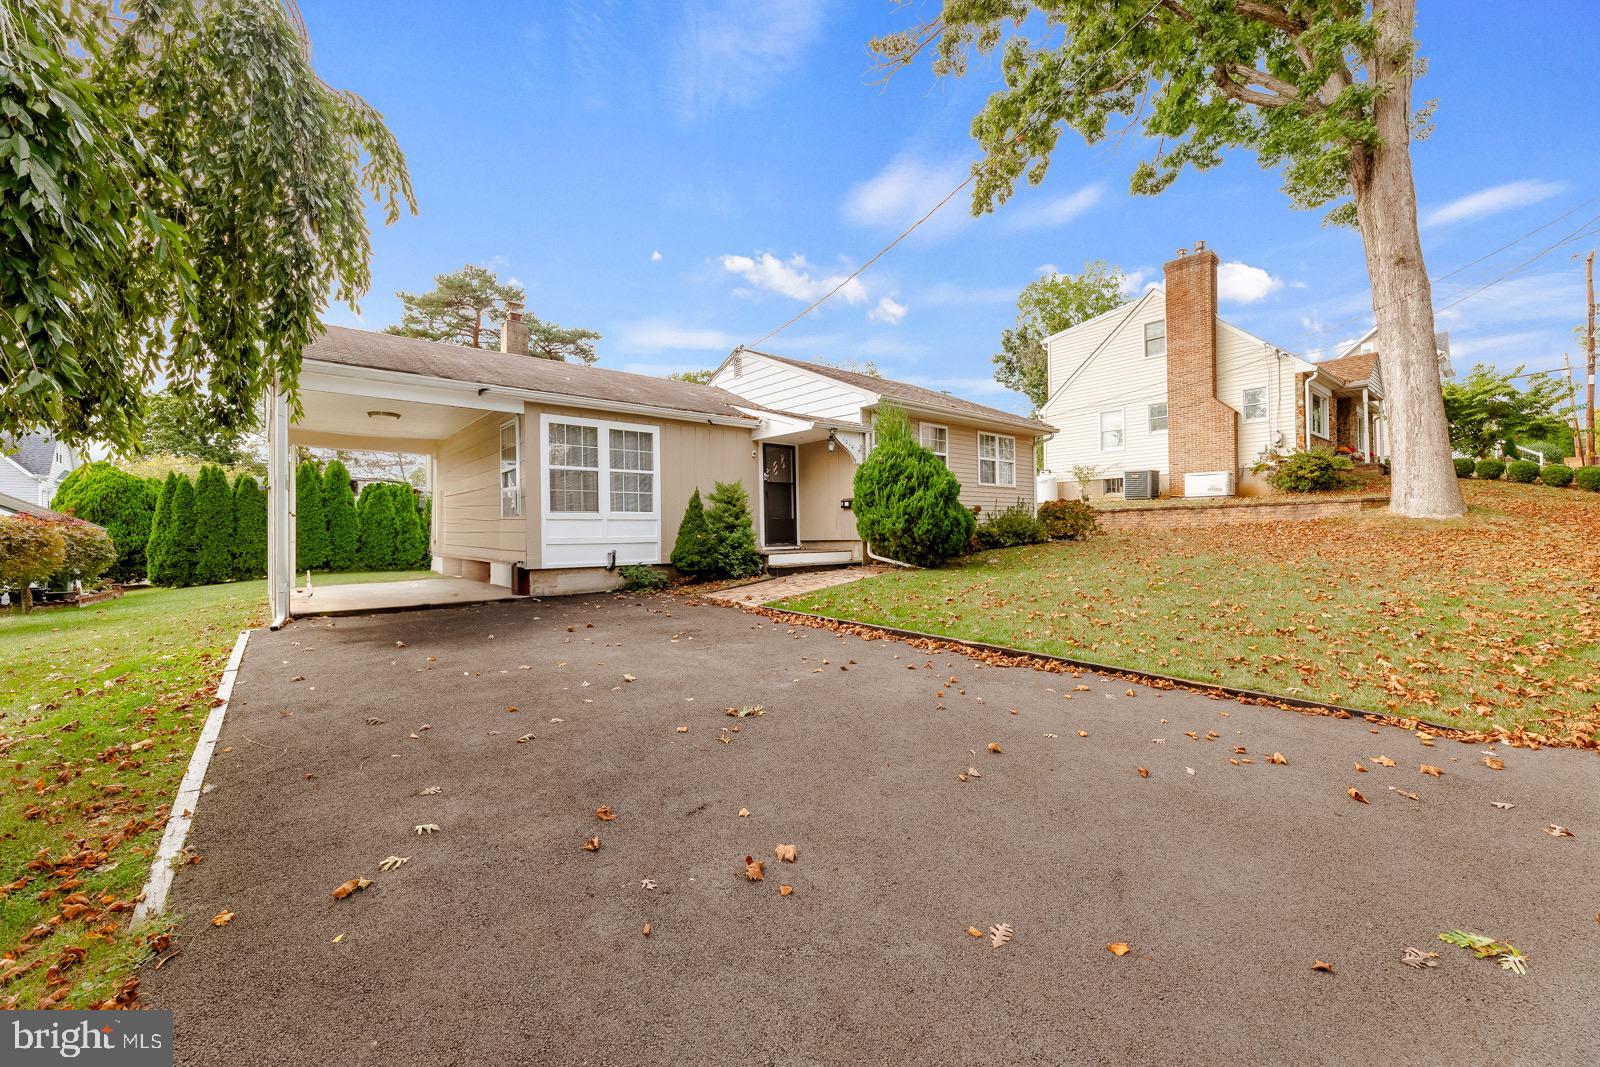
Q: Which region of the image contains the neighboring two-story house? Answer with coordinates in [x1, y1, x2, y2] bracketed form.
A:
[1039, 242, 1388, 499]
[0, 432, 83, 508]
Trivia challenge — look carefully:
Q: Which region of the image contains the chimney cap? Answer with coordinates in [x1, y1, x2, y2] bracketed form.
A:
[1176, 247, 1188, 257]
[505, 298, 525, 321]
[1194, 239, 1206, 251]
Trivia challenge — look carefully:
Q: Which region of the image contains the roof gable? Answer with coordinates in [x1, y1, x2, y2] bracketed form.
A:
[0, 433, 58, 476]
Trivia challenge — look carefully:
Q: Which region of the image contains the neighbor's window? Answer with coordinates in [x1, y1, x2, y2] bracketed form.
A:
[1311, 392, 1329, 437]
[1148, 402, 1168, 433]
[547, 422, 600, 513]
[1243, 387, 1268, 422]
[1100, 410, 1125, 451]
[499, 419, 521, 518]
[920, 424, 949, 466]
[1144, 320, 1166, 358]
[608, 428, 655, 514]
[978, 433, 1016, 486]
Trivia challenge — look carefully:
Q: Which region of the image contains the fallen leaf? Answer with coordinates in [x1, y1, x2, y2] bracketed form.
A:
[640, 922, 651, 938]
[744, 856, 764, 881]
[989, 922, 1013, 948]
[675, 726, 688, 733]
[774, 843, 797, 863]
[1491, 801, 1515, 810]
[595, 805, 618, 821]
[779, 884, 794, 897]
[378, 855, 409, 872]
[1374, 755, 1396, 768]
[1388, 787, 1421, 802]
[210, 911, 235, 927]
[1543, 824, 1576, 838]
[1482, 756, 1505, 771]
[1354, 762, 1368, 773]
[1126, 688, 1137, 698]
[1267, 752, 1288, 765]
[1137, 767, 1150, 778]
[1401, 946, 1440, 969]
[986, 742, 1003, 754]
[641, 879, 657, 890]
[417, 786, 441, 796]
[1107, 942, 1131, 957]
[1077, 730, 1089, 738]
[738, 807, 750, 818]
[623, 674, 636, 683]
[582, 835, 601, 851]
[1312, 960, 1335, 974]
[514, 734, 535, 744]
[1420, 765, 1443, 778]
[414, 823, 440, 836]
[1185, 767, 1195, 776]
[331, 933, 345, 944]
[331, 877, 372, 900]
[966, 926, 985, 938]
[1347, 787, 1369, 804]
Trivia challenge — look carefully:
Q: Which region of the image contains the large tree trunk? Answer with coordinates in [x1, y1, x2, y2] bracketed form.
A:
[1349, 0, 1465, 519]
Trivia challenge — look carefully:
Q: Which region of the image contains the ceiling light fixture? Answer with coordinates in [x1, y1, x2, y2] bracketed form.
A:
[367, 410, 402, 421]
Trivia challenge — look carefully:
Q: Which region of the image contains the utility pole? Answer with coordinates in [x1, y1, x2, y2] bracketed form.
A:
[1564, 353, 1586, 465]
[1586, 251, 1596, 461]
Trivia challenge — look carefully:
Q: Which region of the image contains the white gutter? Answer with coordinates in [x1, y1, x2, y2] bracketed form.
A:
[865, 542, 916, 569]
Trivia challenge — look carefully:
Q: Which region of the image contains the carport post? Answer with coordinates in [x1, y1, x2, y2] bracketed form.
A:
[266, 380, 294, 628]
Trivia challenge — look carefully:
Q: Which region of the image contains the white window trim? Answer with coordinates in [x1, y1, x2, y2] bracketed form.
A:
[1099, 408, 1126, 452]
[919, 422, 950, 466]
[539, 413, 662, 523]
[1144, 320, 1167, 359]
[977, 432, 1017, 487]
[1242, 387, 1268, 423]
[1147, 402, 1168, 435]
[1309, 388, 1331, 439]
[498, 418, 522, 518]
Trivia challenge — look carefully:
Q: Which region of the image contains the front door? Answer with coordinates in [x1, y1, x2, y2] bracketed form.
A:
[762, 444, 797, 547]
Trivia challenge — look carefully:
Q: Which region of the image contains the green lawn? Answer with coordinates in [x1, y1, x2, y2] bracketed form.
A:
[780, 482, 1600, 742]
[0, 570, 422, 1008]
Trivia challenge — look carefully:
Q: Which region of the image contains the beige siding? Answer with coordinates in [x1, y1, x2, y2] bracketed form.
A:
[436, 413, 526, 564]
[795, 440, 858, 543]
[922, 418, 1039, 514]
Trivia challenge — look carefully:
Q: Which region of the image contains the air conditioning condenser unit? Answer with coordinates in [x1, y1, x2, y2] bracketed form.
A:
[1123, 470, 1160, 500]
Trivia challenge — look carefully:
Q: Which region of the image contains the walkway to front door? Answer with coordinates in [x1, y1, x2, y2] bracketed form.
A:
[704, 565, 888, 607]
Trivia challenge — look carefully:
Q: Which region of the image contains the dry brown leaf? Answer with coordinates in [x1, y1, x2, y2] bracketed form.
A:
[1491, 801, 1515, 810]
[1126, 688, 1137, 698]
[987, 742, 1003, 754]
[1374, 755, 1397, 768]
[966, 926, 984, 938]
[1420, 765, 1443, 778]
[514, 734, 535, 744]
[582, 835, 601, 852]
[1544, 824, 1576, 838]
[1482, 756, 1505, 771]
[1347, 787, 1369, 804]
[595, 806, 618, 821]
[1312, 960, 1335, 973]
[331, 877, 371, 900]
[675, 725, 688, 733]
[210, 911, 235, 927]
[744, 856, 765, 881]
[1267, 752, 1288, 766]
[1388, 787, 1421, 801]
[642, 923, 651, 938]
[989, 922, 1013, 948]
[1107, 942, 1131, 957]
[1074, 684, 1090, 692]
[1354, 762, 1367, 773]
[738, 807, 750, 818]
[1137, 767, 1150, 778]
[1077, 730, 1089, 738]
[774, 843, 797, 863]
[779, 884, 794, 897]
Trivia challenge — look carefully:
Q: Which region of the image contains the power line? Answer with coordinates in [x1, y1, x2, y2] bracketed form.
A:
[743, 0, 1165, 351]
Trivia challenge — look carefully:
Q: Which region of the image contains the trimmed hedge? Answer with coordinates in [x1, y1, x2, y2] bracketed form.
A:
[1037, 499, 1099, 541]
[145, 473, 181, 585]
[1540, 464, 1573, 488]
[1574, 467, 1600, 492]
[232, 475, 268, 579]
[1453, 457, 1475, 478]
[1505, 460, 1540, 484]
[1474, 459, 1505, 481]
[703, 481, 762, 579]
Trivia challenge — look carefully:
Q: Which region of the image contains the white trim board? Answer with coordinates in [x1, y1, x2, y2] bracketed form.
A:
[132, 629, 252, 927]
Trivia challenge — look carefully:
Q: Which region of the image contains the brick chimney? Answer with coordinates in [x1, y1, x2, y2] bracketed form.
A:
[500, 300, 530, 356]
[1163, 242, 1238, 492]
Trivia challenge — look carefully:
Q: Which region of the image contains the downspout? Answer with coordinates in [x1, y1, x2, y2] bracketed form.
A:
[1361, 387, 1370, 459]
[865, 541, 916, 569]
[1303, 375, 1313, 450]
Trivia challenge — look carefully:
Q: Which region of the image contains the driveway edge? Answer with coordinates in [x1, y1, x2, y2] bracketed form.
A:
[131, 628, 253, 926]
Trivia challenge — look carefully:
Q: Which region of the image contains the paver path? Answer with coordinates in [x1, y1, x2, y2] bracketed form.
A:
[703, 564, 889, 606]
[142, 595, 1600, 1066]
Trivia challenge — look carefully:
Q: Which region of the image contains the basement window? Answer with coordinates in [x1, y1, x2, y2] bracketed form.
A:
[1144, 320, 1166, 358]
[1103, 477, 1125, 495]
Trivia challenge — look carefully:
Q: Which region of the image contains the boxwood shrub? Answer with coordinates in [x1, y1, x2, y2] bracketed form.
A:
[1574, 466, 1600, 492]
[1540, 464, 1574, 488]
[1505, 460, 1540, 484]
[1474, 458, 1505, 481]
[1452, 457, 1475, 478]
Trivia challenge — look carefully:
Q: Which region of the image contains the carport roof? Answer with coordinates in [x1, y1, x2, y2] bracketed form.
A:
[307, 326, 760, 421]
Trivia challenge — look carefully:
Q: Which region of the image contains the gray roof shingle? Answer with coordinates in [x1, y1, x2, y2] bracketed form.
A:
[306, 326, 759, 421]
[0, 433, 56, 476]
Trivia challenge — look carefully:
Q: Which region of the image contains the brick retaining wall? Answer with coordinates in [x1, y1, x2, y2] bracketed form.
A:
[1094, 496, 1387, 531]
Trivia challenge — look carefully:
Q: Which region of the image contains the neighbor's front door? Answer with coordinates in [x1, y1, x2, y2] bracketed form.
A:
[762, 443, 797, 547]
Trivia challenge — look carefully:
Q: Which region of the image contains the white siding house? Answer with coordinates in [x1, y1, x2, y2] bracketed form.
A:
[0, 433, 83, 507]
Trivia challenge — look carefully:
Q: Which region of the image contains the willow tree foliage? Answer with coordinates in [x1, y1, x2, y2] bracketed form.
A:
[874, 0, 1463, 518]
[0, 0, 415, 453]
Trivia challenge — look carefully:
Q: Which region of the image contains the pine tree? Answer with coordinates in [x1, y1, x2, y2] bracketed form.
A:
[394, 486, 425, 569]
[145, 472, 180, 585]
[670, 488, 713, 577]
[167, 476, 199, 586]
[295, 460, 329, 570]
[703, 481, 761, 579]
[852, 405, 973, 567]
[321, 460, 359, 571]
[192, 465, 235, 584]
[357, 485, 398, 570]
[231, 475, 268, 579]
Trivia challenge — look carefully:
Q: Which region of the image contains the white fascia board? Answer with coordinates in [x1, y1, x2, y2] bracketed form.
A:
[301, 361, 756, 428]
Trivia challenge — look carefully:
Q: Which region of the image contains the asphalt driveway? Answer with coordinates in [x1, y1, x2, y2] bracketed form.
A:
[143, 594, 1600, 1065]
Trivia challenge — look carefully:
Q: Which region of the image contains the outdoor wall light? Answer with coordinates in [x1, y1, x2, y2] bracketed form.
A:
[367, 410, 402, 421]
[827, 430, 837, 452]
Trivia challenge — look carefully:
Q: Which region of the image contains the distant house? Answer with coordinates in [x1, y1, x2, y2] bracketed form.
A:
[0, 432, 83, 507]
[0, 490, 75, 521]
[1039, 242, 1388, 499]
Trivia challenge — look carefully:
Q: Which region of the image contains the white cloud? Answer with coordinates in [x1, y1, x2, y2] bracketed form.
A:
[1217, 261, 1283, 304]
[650, 250, 664, 262]
[614, 318, 735, 353]
[868, 297, 907, 325]
[670, 0, 826, 121]
[1424, 179, 1566, 227]
[719, 252, 867, 306]
[999, 184, 1105, 231]
[1120, 268, 1158, 296]
[843, 155, 970, 237]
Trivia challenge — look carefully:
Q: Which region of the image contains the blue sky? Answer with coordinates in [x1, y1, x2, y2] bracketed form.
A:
[309, 1, 1600, 416]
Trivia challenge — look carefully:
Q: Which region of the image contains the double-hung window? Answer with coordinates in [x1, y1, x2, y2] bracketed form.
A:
[1243, 387, 1268, 422]
[920, 424, 949, 466]
[1147, 402, 1168, 434]
[978, 433, 1016, 486]
[499, 419, 522, 517]
[1310, 392, 1329, 438]
[547, 422, 600, 513]
[1100, 410, 1125, 451]
[608, 429, 654, 514]
[1144, 320, 1167, 358]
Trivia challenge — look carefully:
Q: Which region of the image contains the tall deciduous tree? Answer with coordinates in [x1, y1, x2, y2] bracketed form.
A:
[996, 262, 1127, 409]
[385, 264, 601, 363]
[0, 0, 415, 454]
[139, 391, 259, 467]
[873, 0, 1464, 518]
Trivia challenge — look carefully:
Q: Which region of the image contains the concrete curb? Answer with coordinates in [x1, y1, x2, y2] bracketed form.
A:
[131, 628, 253, 926]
